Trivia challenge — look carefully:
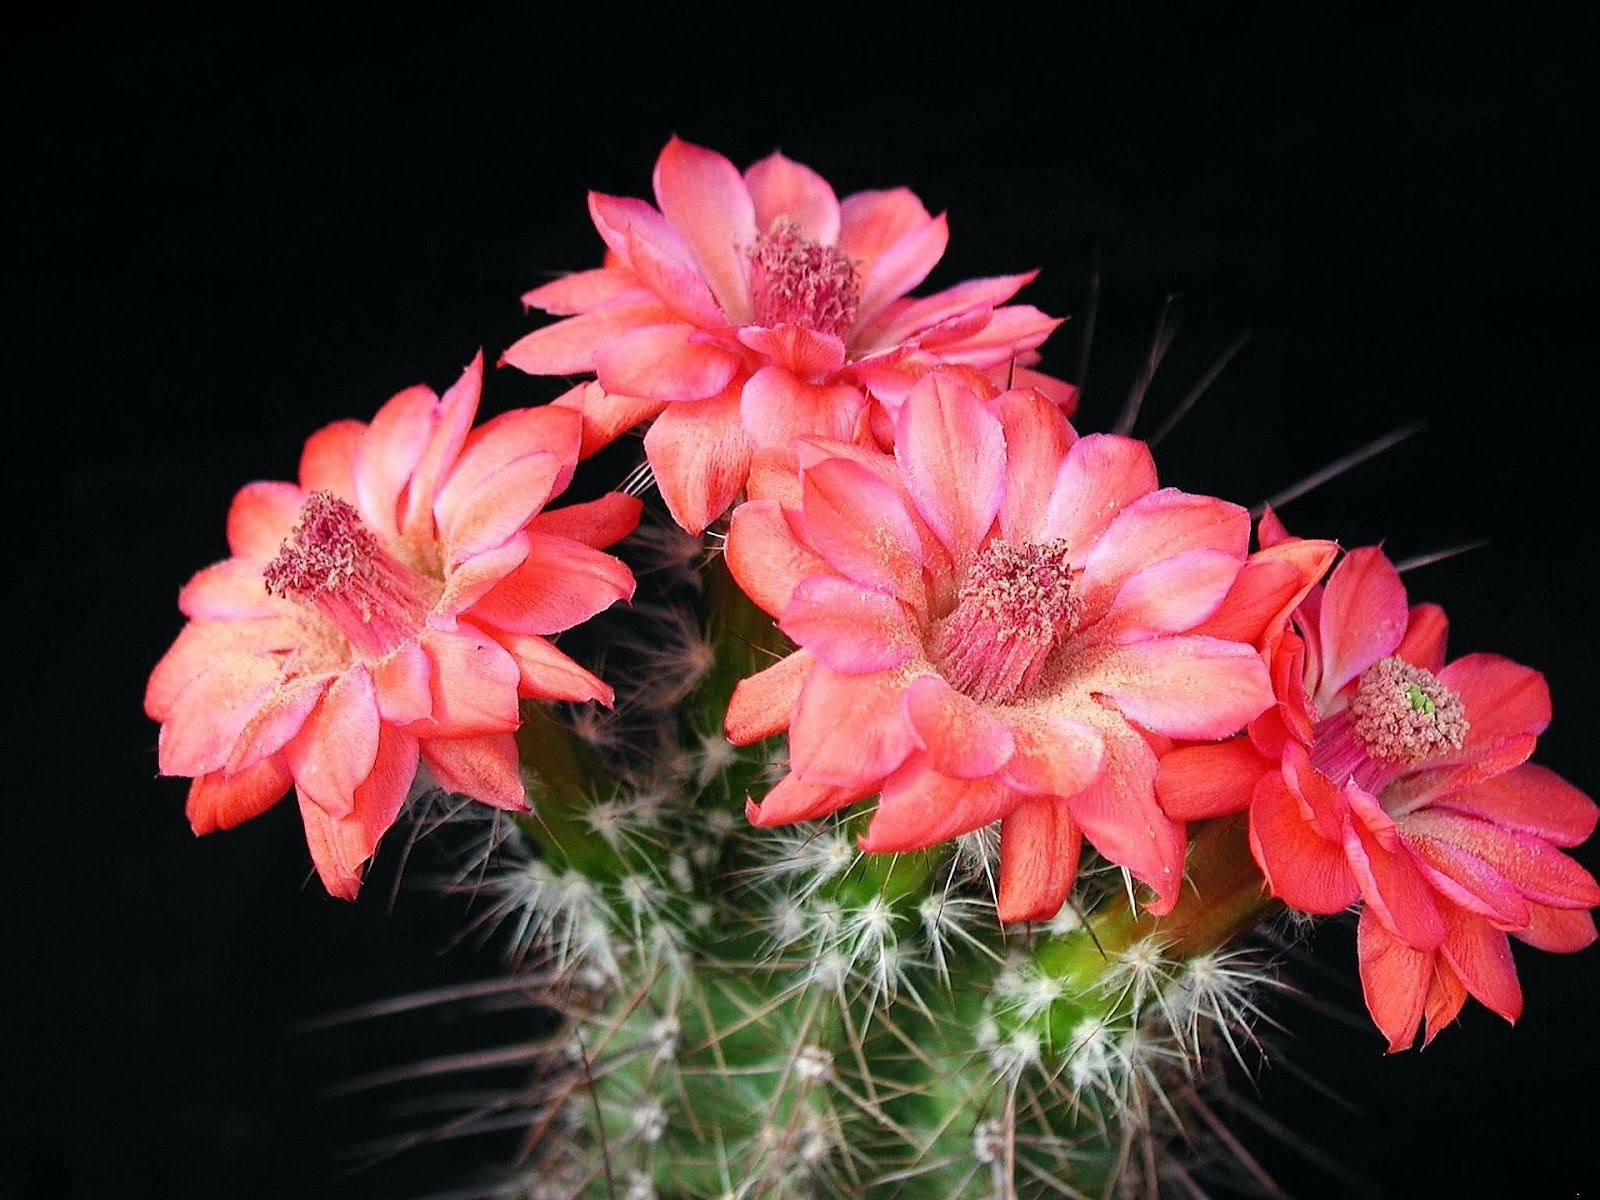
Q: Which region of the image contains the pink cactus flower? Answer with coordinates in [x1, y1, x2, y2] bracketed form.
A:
[145, 355, 640, 899]
[501, 136, 1072, 534]
[1166, 539, 1599, 1049]
[722, 372, 1273, 922]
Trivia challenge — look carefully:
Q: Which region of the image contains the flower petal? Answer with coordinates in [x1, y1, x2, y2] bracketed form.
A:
[903, 673, 1015, 779]
[747, 771, 866, 827]
[1248, 766, 1359, 914]
[283, 665, 381, 820]
[644, 386, 752, 535]
[1313, 546, 1408, 707]
[999, 712, 1105, 799]
[1092, 636, 1272, 740]
[720, 651, 808, 747]
[226, 481, 305, 559]
[186, 757, 292, 836]
[745, 151, 841, 244]
[652, 136, 756, 320]
[798, 457, 926, 607]
[862, 759, 1017, 851]
[893, 373, 1004, 561]
[788, 665, 916, 788]
[1156, 739, 1268, 820]
[726, 498, 831, 619]
[1066, 721, 1186, 914]
[1043, 433, 1159, 551]
[471, 534, 635, 636]
[1356, 906, 1431, 1053]
[420, 734, 528, 810]
[595, 323, 743, 403]
[782, 575, 916, 674]
[490, 630, 613, 705]
[297, 723, 418, 900]
[997, 798, 1083, 923]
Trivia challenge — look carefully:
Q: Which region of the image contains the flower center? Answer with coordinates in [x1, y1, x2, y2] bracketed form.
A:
[930, 538, 1082, 705]
[263, 491, 438, 659]
[1310, 655, 1469, 790]
[1347, 656, 1469, 764]
[747, 218, 860, 339]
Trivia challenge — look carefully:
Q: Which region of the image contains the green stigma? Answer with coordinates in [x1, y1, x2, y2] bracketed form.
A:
[1405, 682, 1436, 715]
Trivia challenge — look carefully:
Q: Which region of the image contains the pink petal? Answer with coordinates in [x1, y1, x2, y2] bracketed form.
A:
[788, 665, 917, 788]
[998, 712, 1105, 799]
[862, 272, 1038, 350]
[1396, 601, 1449, 671]
[1042, 433, 1159, 551]
[499, 301, 678, 376]
[1093, 636, 1273, 740]
[1401, 827, 1531, 928]
[861, 759, 1017, 851]
[178, 559, 278, 621]
[432, 532, 533, 626]
[297, 418, 363, 500]
[186, 757, 292, 835]
[997, 798, 1083, 923]
[1248, 769, 1359, 914]
[1077, 489, 1250, 623]
[1356, 907, 1431, 1052]
[146, 615, 302, 720]
[595, 323, 743, 403]
[621, 219, 727, 328]
[282, 665, 381, 820]
[903, 674, 1016, 779]
[726, 649, 814, 745]
[526, 492, 643, 550]
[522, 266, 646, 314]
[1439, 907, 1521, 1025]
[1344, 791, 1446, 949]
[1516, 904, 1597, 953]
[893, 373, 1004, 561]
[1066, 722, 1185, 914]
[992, 388, 1078, 541]
[1313, 546, 1408, 707]
[838, 187, 933, 273]
[439, 450, 569, 568]
[1431, 762, 1598, 848]
[352, 383, 441, 543]
[923, 305, 1063, 367]
[735, 325, 848, 378]
[550, 381, 668, 459]
[297, 723, 419, 900]
[1188, 538, 1338, 649]
[781, 575, 917, 674]
[420, 733, 528, 810]
[747, 771, 864, 826]
[158, 650, 286, 778]
[1155, 739, 1268, 820]
[1099, 548, 1242, 640]
[371, 638, 433, 725]
[489, 630, 613, 705]
[740, 368, 864, 448]
[226, 481, 304, 559]
[1441, 652, 1552, 744]
[725, 498, 831, 619]
[470, 534, 634, 636]
[745, 151, 841, 243]
[226, 674, 331, 774]
[1403, 808, 1600, 909]
[415, 626, 521, 737]
[798, 457, 926, 607]
[652, 136, 756, 321]
[854, 213, 949, 331]
[434, 404, 582, 553]
[643, 386, 752, 535]
[399, 353, 482, 548]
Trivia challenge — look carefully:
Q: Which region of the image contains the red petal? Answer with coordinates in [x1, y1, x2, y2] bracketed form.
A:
[747, 771, 865, 826]
[788, 665, 916, 788]
[726, 650, 813, 745]
[421, 733, 527, 810]
[997, 798, 1082, 923]
[1357, 906, 1431, 1052]
[1248, 768, 1359, 914]
[725, 498, 831, 619]
[282, 666, 381, 820]
[862, 760, 1016, 851]
[226, 481, 304, 559]
[644, 386, 752, 535]
[1156, 739, 1269, 820]
[186, 757, 292, 835]
[903, 674, 1015, 779]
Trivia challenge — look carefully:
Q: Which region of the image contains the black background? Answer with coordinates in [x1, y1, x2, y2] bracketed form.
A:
[9, 10, 1595, 1198]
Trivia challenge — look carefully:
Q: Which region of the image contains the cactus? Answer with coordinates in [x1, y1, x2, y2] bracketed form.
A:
[393, 545, 1297, 1200]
